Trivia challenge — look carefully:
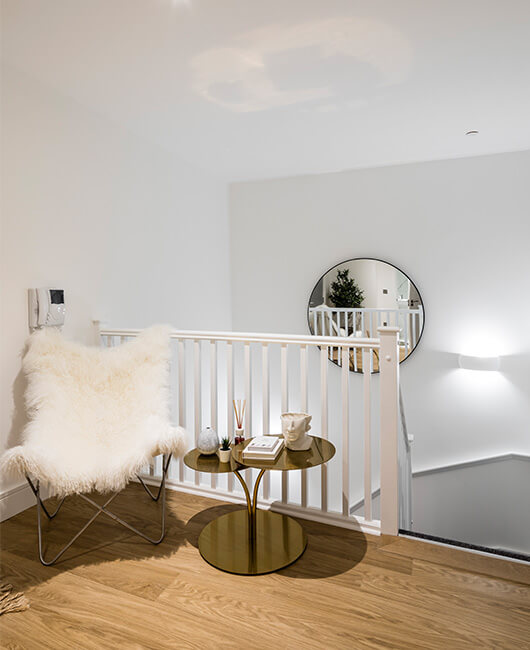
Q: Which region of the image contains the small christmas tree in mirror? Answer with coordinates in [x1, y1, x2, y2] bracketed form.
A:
[329, 268, 364, 308]
[329, 268, 364, 335]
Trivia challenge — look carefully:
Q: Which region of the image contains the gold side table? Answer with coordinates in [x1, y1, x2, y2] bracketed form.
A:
[184, 436, 335, 575]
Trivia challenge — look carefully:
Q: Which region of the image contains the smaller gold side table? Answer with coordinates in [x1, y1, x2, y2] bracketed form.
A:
[184, 436, 335, 575]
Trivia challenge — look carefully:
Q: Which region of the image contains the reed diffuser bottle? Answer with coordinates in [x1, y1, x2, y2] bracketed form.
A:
[233, 399, 246, 444]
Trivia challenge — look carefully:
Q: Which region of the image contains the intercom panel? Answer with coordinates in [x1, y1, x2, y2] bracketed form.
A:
[28, 288, 66, 330]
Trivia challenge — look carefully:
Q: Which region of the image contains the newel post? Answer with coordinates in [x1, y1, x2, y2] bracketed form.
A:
[92, 320, 107, 346]
[378, 326, 400, 536]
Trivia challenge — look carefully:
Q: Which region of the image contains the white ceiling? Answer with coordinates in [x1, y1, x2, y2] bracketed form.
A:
[2, 0, 530, 181]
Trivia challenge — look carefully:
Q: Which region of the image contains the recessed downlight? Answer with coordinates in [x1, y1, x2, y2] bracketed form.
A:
[466, 130, 479, 136]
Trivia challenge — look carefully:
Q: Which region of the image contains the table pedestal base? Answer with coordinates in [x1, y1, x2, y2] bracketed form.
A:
[198, 509, 307, 575]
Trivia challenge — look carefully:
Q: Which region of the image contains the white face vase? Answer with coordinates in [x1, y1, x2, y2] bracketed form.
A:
[281, 413, 312, 451]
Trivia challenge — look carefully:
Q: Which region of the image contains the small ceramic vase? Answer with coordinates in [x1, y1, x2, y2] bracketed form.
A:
[281, 413, 313, 451]
[197, 427, 219, 455]
[218, 448, 231, 463]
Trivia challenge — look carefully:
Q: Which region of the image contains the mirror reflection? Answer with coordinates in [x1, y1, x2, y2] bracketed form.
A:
[308, 258, 424, 372]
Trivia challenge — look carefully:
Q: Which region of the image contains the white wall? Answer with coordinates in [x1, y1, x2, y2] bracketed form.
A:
[411, 456, 530, 555]
[229, 151, 530, 476]
[352, 455, 530, 555]
[0, 65, 232, 500]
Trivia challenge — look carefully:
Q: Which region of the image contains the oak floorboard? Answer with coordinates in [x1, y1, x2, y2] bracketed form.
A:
[412, 558, 530, 605]
[379, 534, 530, 585]
[1, 484, 528, 649]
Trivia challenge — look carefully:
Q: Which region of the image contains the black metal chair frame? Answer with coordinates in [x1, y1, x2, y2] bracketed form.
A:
[25, 453, 172, 566]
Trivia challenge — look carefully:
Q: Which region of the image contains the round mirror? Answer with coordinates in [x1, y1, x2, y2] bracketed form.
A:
[307, 258, 424, 372]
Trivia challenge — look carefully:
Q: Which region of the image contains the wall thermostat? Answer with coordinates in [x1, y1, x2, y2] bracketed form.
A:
[28, 288, 66, 330]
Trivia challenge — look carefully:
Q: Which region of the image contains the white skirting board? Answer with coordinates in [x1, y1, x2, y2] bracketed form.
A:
[138, 476, 382, 537]
[0, 481, 36, 522]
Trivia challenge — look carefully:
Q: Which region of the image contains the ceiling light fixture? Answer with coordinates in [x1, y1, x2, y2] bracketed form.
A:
[466, 130, 479, 136]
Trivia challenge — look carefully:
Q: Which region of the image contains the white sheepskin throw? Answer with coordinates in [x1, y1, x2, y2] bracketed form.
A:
[1, 326, 187, 497]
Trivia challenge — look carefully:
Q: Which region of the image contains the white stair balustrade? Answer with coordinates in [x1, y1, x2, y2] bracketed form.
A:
[309, 306, 423, 359]
[98, 326, 400, 537]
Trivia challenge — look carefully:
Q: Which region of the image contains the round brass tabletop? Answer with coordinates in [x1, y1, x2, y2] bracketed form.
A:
[232, 435, 335, 471]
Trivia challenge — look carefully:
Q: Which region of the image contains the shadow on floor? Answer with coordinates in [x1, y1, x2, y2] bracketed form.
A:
[1, 482, 187, 592]
[2, 485, 369, 598]
[185, 503, 243, 548]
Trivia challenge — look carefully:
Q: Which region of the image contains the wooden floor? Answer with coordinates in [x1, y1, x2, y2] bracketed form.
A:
[1, 484, 529, 649]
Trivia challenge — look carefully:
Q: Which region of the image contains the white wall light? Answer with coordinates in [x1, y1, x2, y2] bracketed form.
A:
[458, 354, 501, 371]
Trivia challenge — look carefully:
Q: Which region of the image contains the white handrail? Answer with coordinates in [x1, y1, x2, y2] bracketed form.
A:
[309, 306, 421, 312]
[99, 327, 380, 349]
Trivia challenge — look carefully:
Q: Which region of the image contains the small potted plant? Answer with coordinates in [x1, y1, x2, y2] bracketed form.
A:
[218, 437, 231, 463]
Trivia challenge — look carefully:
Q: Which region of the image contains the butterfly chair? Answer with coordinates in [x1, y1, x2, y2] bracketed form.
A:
[0, 326, 187, 565]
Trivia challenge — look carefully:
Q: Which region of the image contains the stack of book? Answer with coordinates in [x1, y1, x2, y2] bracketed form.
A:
[242, 436, 284, 461]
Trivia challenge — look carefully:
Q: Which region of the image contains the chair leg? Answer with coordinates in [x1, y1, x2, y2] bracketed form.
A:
[26, 453, 170, 566]
[136, 453, 172, 502]
[34, 487, 119, 566]
[80, 457, 168, 544]
[26, 476, 65, 520]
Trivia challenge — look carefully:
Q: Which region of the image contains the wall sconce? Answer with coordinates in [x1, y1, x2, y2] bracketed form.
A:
[458, 355, 501, 371]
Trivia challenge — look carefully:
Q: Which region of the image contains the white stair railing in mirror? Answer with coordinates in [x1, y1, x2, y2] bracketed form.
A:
[98, 326, 400, 536]
[309, 306, 422, 370]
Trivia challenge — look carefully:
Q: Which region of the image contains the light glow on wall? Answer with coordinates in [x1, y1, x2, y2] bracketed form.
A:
[452, 326, 513, 358]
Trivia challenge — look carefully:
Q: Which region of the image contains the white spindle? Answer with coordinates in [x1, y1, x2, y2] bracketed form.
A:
[244, 342, 252, 483]
[262, 343, 270, 499]
[226, 341, 234, 492]
[320, 345, 328, 512]
[178, 339, 186, 482]
[300, 344, 308, 508]
[341, 345, 350, 516]
[412, 312, 417, 349]
[210, 340, 217, 490]
[194, 340, 201, 486]
[281, 343, 289, 503]
[403, 314, 409, 356]
[362, 347, 372, 521]
[370, 316, 374, 372]
[336, 312, 341, 366]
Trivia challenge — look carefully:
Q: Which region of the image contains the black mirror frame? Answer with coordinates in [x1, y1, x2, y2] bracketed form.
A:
[306, 257, 426, 373]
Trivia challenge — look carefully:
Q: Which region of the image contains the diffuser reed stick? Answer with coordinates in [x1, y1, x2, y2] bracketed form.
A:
[233, 399, 246, 443]
[233, 399, 246, 430]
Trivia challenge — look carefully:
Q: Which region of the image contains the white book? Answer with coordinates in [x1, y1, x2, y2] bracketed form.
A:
[243, 446, 282, 458]
[243, 436, 284, 460]
[245, 436, 279, 450]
